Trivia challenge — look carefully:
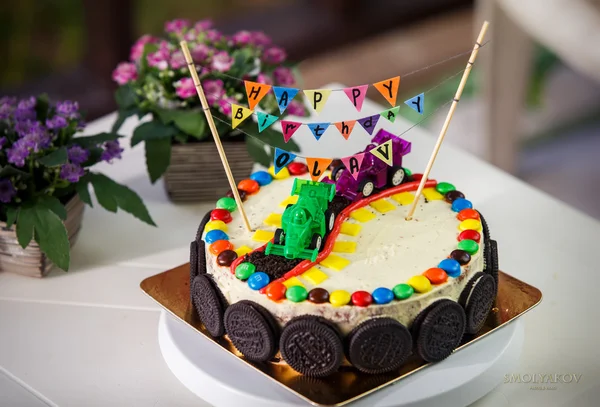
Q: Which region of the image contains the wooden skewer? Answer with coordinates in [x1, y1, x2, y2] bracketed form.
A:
[180, 41, 253, 232]
[406, 21, 489, 221]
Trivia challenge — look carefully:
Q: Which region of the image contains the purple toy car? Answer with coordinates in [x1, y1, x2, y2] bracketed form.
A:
[325, 129, 412, 201]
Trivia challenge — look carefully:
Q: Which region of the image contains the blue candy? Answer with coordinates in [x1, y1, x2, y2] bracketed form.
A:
[452, 198, 473, 212]
[204, 229, 229, 243]
[438, 258, 462, 277]
[250, 171, 273, 186]
[372, 287, 394, 304]
[247, 272, 270, 290]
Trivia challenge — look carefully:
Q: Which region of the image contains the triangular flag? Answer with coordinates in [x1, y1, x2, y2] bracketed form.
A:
[274, 148, 296, 174]
[380, 106, 400, 123]
[304, 89, 332, 114]
[404, 93, 424, 114]
[343, 85, 369, 112]
[370, 139, 393, 166]
[373, 76, 400, 107]
[244, 81, 271, 110]
[256, 111, 279, 133]
[357, 114, 380, 135]
[333, 121, 357, 140]
[306, 157, 332, 182]
[231, 104, 253, 129]
[341, 153, 365, 181]
[280, 120, 302, 142]
[307, 123, 330, 141]
[273, 86, 299, 114]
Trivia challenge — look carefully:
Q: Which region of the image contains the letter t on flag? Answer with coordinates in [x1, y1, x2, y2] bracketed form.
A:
[231, 104, 253, 129]
[244, 81, 271, 110]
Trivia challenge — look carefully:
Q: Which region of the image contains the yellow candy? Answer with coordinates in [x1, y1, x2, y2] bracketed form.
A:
[459, 219, 482, 232]
[329, 290, 351, 307]
[407, 275, 432, 293]
[268, 166, 290, 180]
[252, 229, 275, 242]
[204, 220, 227, 232]
[301, 268, 329, 285]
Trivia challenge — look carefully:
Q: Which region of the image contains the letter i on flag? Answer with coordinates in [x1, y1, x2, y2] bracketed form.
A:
[341, 153, 365, 181]
[231, 104, 253, 129]
[244, 81, 271, 110]
[370, 139, 394, 166]
[334, 120, 357, 140]
[274, 148, 296, 174]
[304, 89, 332, 113]
[343, 85, 369, 112]
[273, 86, 299, 114]
[306, 158, 332, 182]
[405, 93, 424, 114]
[280, 120, 302, 142]
[256, 111, 278, 133]
[373, 76, 400, 107]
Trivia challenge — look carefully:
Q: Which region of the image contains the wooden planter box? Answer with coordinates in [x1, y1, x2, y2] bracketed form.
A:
[164, 141, 254, 202]
[0, 195, 85, 277]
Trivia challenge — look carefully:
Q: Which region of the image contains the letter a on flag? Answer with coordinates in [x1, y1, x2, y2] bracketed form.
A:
[343, 85, 369, 112]
[357, 114, 380, 135]
[280, 120, 302, 142]
[231, 104, 253, 129]
[405, 93, 424, 114]
[304, 89, 332, 114]
[370, 139, 394, 166]
[334, 120, 357, 140]
[341, 153, 365, 181]
[380, 106, 400, 123]
[274, 148, 296, 174]
[273, 86, 299, 114]
[256, 111, 278, 133]
[307, 123, 330, 141]
[244, 81, 271, 110]
[306, 157, 332, 182]
[373, 76, 400, 107]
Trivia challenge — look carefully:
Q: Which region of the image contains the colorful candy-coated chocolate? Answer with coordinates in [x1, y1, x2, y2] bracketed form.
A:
[457, 239, 479, 254]
[265, 282, 287, 301]
[237, 179, 260, 194]
[250, 171, 272, 186]
[351, 291, 373, 307]
[423, 267, 448, 284]
[459, 219, 482, 233]
[392, 283, 414, 300]
[404, 167, 412, 177]
[407, 275, 432, 293]
[204, 229, 229, 243]
[217, 249, 238, 267]
[438, 258, 462, 278]
[451, 198, 473, 212]
[226, 189, 247, 201]
[235, 262, 256, 280]
[211, 209, 233, 224]
[209, 240, 233, 255]
[308, 288, 330, 304]
[458, 229, 481, 243]
[248, 272, 270, 290]
[445, 190, 465, 202]
[216, 197, 237, 212]
[286, 285, 308, 302]
[268, 165, 290, 180]
[450, 249, 471, 265]
[288, 161, 308, 175]
[329, 290, 351, 307]
[457, 208, 480, 221]
[435, 182, 455, 195]
[372, 287, 394, 304]
[204, 220, 228, 232]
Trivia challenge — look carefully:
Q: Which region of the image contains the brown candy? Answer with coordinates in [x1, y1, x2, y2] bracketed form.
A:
[217, 249, 238, 267]
[445, 190, 465, 202]
[450, 249, 471, 265]
[226, 189, 247, 202]
[308, 288, 330, 304]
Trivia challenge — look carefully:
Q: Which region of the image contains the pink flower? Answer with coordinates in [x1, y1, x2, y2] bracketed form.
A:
[218, 97, 236, 117]
[184, 29, 198, 41]
[191, 43, 210, 62]
[195, 20, 213, 32]
[165, 19, 190, 34]
[250, 31, 272, 47]
[287, 100, 306, 116]
[130, 35, 156, 61]
[158, 40, 173, 52]
[205, 29, 224, 42]
[257, 73, 272, 85]
[169, 50, 186, 69]
[273, 67, 295, 86]
[174, 77, 196, 99]
[112, 62, 138, 85]
[262, 46, 286, 64]
[202, 79, 225, 105]
[147, 49, 170, 70]
[232, 30, 252, 45]
[211, 51, 234, 72]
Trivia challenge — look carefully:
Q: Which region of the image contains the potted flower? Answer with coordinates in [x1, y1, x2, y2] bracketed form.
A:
[0, 95, 154, 277]
[111, 19, 306, 202]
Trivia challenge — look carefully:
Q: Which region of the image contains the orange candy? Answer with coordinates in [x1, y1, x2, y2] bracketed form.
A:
[457, 208, 480, 221]
[237, 179, 260, 195]
[423, 267, 448, 285]
[265, 281, 287, 301]
[209, 240, 234, 255]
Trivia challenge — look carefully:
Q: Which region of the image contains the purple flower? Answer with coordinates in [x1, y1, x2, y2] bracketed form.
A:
[169, 50, 186, 70]
[0, 137, 6, 149]
[21, 122, 51, 152]
[205, 29, 224, 43]
[112, 62, 138, 85]
[174, 77, 196, 99]
[232, 30, 252, 45]
[13, 97, 37, 122]
[202, 79, 225, 105]
[17, 97, 36, 111]
[6, 141, 30, 167]
[59, 163, 85, 183]
[67, 145, 89, 165]
[262, 47, 286, 64]
[273, 67, 295, 86]
[164, 19, 190, 35]
[147, 49, 170, 70]
[218, 97, 236, 118]
[46, 115, 68, 130]
[100, 140, 124, 162]
[56, 100, 80, 120]
[256, 73, 272, 86]
[0, 97, 16, 120]
[250, 31, 271, 47]
[0, 179, 16, 203]
[191, 43, 210, 62]
[194, 20, 213, 32]
[130, 35, 156, 61]
[211, 51, 234, 72]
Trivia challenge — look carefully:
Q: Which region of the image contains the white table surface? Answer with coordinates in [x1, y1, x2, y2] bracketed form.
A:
[1, 84, 599, 407]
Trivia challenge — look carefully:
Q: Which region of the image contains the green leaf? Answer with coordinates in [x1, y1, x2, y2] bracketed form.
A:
[111, 107, 139, 133]
[155, 108, 207, 139]
[35, 94, 50, 121]
[245, 136, 270, 167]
[0, 165, 30, 178]
[72, 132, 122, 147]
[32, 206, 70, 271]
[115, 84, 138, 109]
[90, 174, 118, 212]
[38, 196, 67, 220]
[145, 137, 171, 183]
[37, 147, 68, 167]
[16, 206, 35, 248]
[5, 207, 18, 228]
[75, 176, 93, 207]
[131, 121, 178, 147]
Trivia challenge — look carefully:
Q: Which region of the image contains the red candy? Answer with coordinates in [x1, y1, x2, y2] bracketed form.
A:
[423, 267, 448, 284]
[265, 282, 287, 301]
[458, 229, 481, 243]
[351, 291, 373, 307]
[287, 162, 308, 175]
[457, 208, 480, 221]
[237, 179, 260, 195]
[209, 240, 233, 255]
[211, 208, 232, 224]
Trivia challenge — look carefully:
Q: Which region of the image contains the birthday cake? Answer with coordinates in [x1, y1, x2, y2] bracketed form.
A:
[189, 129, 499, 377]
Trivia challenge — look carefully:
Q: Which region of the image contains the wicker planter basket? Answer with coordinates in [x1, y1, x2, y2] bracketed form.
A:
[164, 141, 254, 202]
[0, 195, 85, 277]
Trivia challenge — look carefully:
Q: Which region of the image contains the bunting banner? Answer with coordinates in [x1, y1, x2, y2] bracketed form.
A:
[244, 81, 271, 110]
[373, 76, 400, 107]
[274, 148, 296, 174]
[381, 106, 400, 123]
[307, 123, 330, 141]
[405, 93, 424, 114]
[357, 114, 380, 135]
[369, 139, 394, 166]
[333, 120, 357, 140]
[256, 111, 278, 133]
[280, 120, 302, 142]
[304, 89, 332, 114]
[343, 85, 369, 112]
[341, 153, 365, 181]
[273, 86, 299, 114]
[231, 104, 253, 129]
[306, 157, 332, 182]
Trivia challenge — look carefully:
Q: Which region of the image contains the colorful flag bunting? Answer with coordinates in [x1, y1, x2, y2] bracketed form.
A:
[307, 123, 330, 141]
[280, 120, 302, 142]
[373, 76, 400, 107]
[244, 81, 271, 110]
[231, 104, 253, 129]
[273, 86, 299, 114]
[334, 121, 357, 140]
[357, 114, 380, 135]
[274, 148, 296, 174]
[370, 139, 394, 166]
[380, 106, 400, 123]
[341, 153, 365, 181]
[306, 157, 332, 182]
[405, 93, 424, 114]
[343, 85, 369, 112]
[256, 111, 278, 133]
[304, 89, 332, 114]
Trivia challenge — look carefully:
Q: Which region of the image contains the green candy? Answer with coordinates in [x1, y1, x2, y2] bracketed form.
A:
[404, 167, 412, 177]
[392, 283, 414, 300]
[458, 239, 479, 255]
[436, 182, 456, 195]
[216, 197, 237, 212]
[286, 285, 308, 303]
[235, 262, 255, 280]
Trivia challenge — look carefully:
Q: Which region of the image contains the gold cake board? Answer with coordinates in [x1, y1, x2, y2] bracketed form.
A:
[141, 265, 542, 406]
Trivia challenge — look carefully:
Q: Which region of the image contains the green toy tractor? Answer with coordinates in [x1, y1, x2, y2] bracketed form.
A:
[266, 179, 336, 262]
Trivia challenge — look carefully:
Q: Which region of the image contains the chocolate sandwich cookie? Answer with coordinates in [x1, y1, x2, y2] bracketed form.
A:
[459, 272, 496, 334]
[346, 318, 412, 374]
[189, 241, 198, 285]
[191, 274, 226, 337]
[416, 299, 466, 362]
[195, 210, 213, 243]
[197, 239, 207, 275]
[489, 239, 499, 287]
[477, 211, 491, 243]
[410, 301, 437, 343]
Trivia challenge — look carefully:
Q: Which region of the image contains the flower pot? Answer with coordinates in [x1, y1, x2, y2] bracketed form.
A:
[164, 141, 254, 202]
[0, 195, 85, 277]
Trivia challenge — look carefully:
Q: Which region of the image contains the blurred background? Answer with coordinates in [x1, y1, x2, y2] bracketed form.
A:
[1, 0, 599, 218]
